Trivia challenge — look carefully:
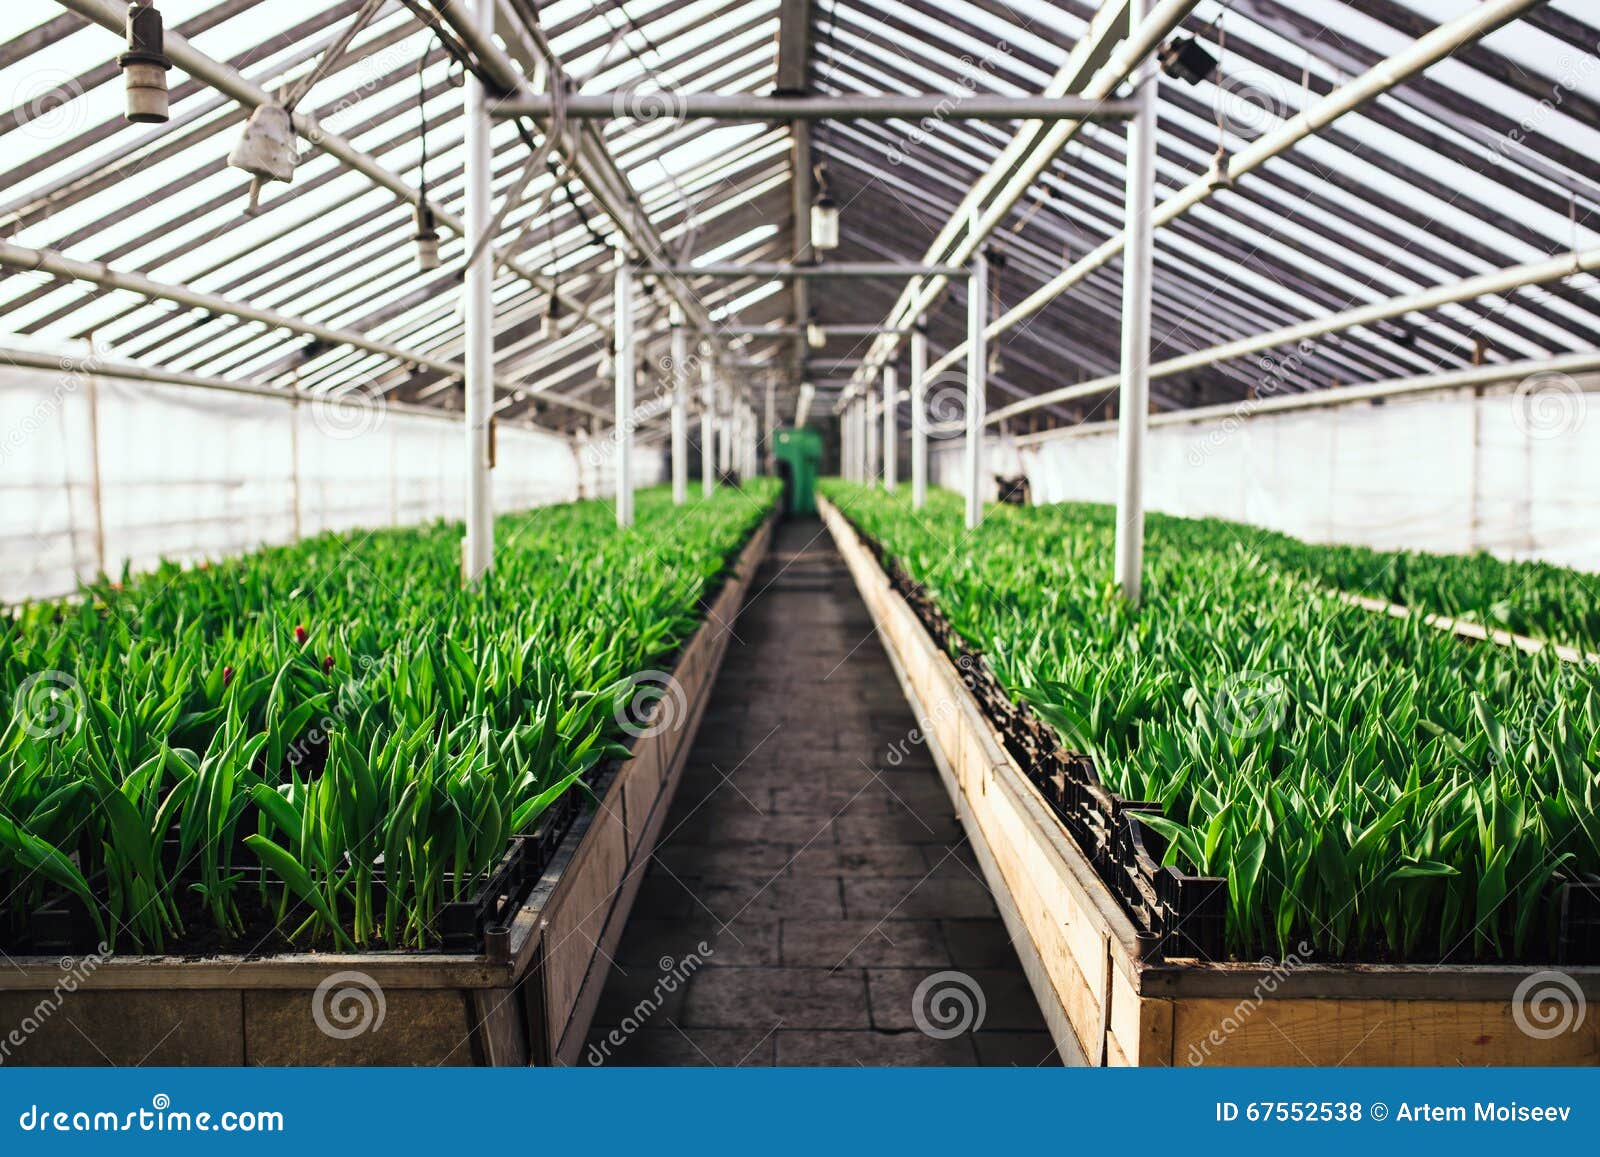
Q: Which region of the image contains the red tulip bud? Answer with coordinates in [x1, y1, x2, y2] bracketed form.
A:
[223, 666, 234, 687]
[323, 655, 335, 674]
[294, 625, 308, 646]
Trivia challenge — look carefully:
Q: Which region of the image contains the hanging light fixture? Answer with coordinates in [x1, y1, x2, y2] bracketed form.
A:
[538, 293, 565, 339]
[1159, 16, 1221, 86]
[413, 205, 441, 270]
[598, 342, 615, 382]
[987, 249, 1006, 377]
[120, 2, 172, 123]
[806, 317, 826, 349]
[228, 103, 297, 213]
[1159, 35, 1218, 84]
[810, 163, 840, 252]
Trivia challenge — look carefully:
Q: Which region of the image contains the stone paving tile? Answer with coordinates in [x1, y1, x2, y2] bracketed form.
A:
[582, 1026, 777, 1067]
[940, 919, 1024, 970]
[664, 810, 837, 846]
[787, 844, 932, 877]
[781, 919, 948, 968]
[682, 968, 871, 1030]
[972, 1031, 1063, 1067]
[653, 842, 797, 878]
[842, 876, 1001, 921]
[831, 809, 962, 845]
[588, 517, 1054, 1067]
[866, 968, 1054, 1033]
[774, 1030, 977, 1066]
[592, 962, 690, 1026]
[614, 916, 780, 969]
[920, 841, 985, 878]
[688, 876, 847, 922]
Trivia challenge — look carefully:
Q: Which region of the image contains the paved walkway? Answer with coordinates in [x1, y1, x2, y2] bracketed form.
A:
[584, 516, 1058, 1066]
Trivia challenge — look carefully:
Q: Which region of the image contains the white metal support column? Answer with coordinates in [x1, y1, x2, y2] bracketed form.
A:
[882, 366, 898, 492]
[670, 307, 689, 506]
[717, 381, 733, 478]
[843, 401, 855, 480]
[614, 254, 636, 528]
[461, 0, 496, 584]
[1114, 0, 1157, 605]
[844, 400, 857, 481]
[857, 398, 869, 481]
[763, 379, 777, 474]
[865, 391, 880, 483]
[965, 236, 989, 529]
[700, 356, 716, 497]
[910, 321, 928, 509]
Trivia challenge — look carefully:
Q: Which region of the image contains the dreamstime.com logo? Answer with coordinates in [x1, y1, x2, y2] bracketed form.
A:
[911, 970, 986, 1039]
[8, 69, 87, 141]
[11, 670, 85, 740]
[17, 1095, 284, 1134]
[583, 391, 675, 468]
[613, 670, 689, 739]
[922, 373, 970, 440]
[1512, 371, 1587, 440]
[1511, 970, 1587, 1040]
[1185, 943, 1313, 1065]
[1213, 67, 1290, 138]
[611, 80, 687, 126]
[885, 43, 1011, 165]
[0, 945, 110, 1066]
[587, 945, 714, 1064]
[307, 380, 387, 441]
[311, 970, 387, 1040]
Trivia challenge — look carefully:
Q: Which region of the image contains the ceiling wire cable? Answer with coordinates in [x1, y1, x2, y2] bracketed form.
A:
[416, 35, 435, 214]
[280, 0, 388, 112]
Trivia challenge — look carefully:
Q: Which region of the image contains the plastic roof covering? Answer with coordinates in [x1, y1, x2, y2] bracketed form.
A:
[2, 0, 1600, 434]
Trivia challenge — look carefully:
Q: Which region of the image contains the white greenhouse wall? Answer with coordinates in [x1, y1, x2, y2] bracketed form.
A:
[1, 362, 659, 602]
[928, 384, 1600, 573]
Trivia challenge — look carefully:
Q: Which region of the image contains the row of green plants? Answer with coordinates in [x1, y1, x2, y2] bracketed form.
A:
[1148, 509, 1600, 653]
[822, 482, 1600, 962]
[0, 482, 777, 952]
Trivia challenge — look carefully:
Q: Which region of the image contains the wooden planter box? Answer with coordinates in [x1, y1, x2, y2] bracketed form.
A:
[819, 497, 1600, 1067]
[0, 515, 774, 1067]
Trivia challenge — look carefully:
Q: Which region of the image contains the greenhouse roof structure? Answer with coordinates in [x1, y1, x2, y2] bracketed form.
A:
[4, 0, 1600, 439]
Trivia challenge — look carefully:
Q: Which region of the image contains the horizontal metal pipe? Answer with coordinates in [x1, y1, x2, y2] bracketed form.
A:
[435, 0, 729, 356]
[53, 0, 590, 329]
[836, 0, 1199, 409]
[724, 324, 910, 336]
[0, 240, 612, 419]
[0, 345, 563, 432]
[494, 93, 1143, 121]
[924, 0, 1547, 387]
[1010, 352, 1600, 446]
[985, 245, 1600, 426]
[655, 262, 969, 279]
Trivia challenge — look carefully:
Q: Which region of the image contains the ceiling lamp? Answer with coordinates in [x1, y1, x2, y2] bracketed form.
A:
[1158, 34, 1218, 85]
[810, 163, 840, 252]
[228, 104, 298, 213]
[795, 382, 815, 427]
[806, 319, 826, 349]
[413, 205, 441, 271]
[598, 343, 615, 382]
[119, 3, 172, 124]
[538, 294, 565, 340]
